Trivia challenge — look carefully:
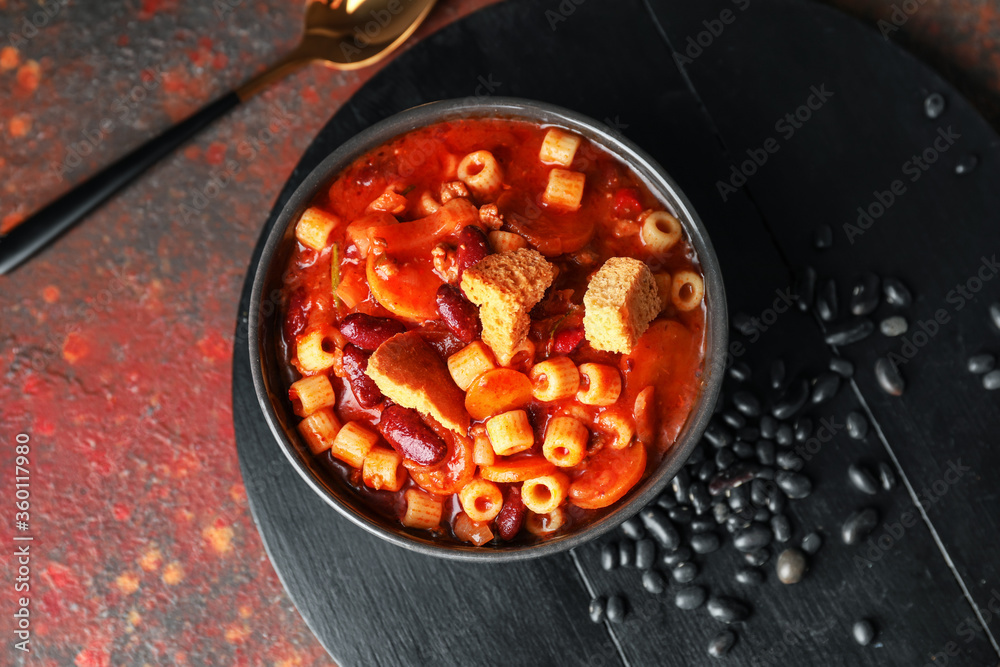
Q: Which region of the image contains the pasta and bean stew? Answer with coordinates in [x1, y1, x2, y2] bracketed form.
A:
[280, 118, 707, 546]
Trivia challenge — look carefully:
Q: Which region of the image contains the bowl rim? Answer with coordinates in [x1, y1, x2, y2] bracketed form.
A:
[249, 96, 728, 562]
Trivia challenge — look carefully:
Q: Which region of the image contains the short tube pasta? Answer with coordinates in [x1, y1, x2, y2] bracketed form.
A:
[488, 230, 528, 253]
[458, 150, 503, 198]
[671, 270, 705, 311]
[521, 472, 570, 514]
[538, 128, 581, 167]
[529, 357, 580, 402]
[542, 416, 588, 467]
[597, 407, 636, 450]
[447, 341, 497, 391]
[542, 169, 586, 211]
[525, 507, 567, 536]
[294, 207, 340, 251]
[486, 410, 535, 456]
[402, 489, 443, 530]
[296, 407, 343, 455]
[641, 211, 683, 253]
[362, 446, 406, 492]
[576, 363, 622, 406]
[289, 374, 336, 417]
[472, 428, 496, 467]
[459, 477, 504, 522]
[296, 327, 340, 373]
[329, 421, 379, 468]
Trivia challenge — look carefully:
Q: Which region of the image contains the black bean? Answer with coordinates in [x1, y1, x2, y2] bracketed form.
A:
[734, 523, 772, 552]
[776, 548, 808, 584]
[924, 92, 946, 119]
[750, 479, 769, 507]
[726, 513, 753, 534]
[621, 517, 645, 541]
[816, 278, 839, 322]
[642, 570, 666, 595]
[655, 492, 677, 510]
[732, 312, 754, 336]
[715, 447, 736, 470]
[672, 468, 691, 504]
[776, 450, 804, 472]
[606, 595, 626, 623]
[753, 507, 771, 522]
[669, 506, 694, 524]
[672, 561, 698, 584]
[588, 596, 606, 623]
[760, 415, 777, 439]
[729, 361, 752, 383]
[776, 471, 813, 499]
[813, 224, 833, 249]
[824, 318, 875, 346]
[756, 465, 775, 481]
[878, 462, 897, 491]
[727, 485, 750, 512]
[771, 514, 792, 542]
[619, 539, 635, 568]
[721, 410, 746, 430]
[697, 460, 717, 482]
[689, 482, 712, 514]
[955, 153, 979, 175]
[692, 517, 715, 533]
[662, 547, 692, 567]
[846, 411, 868, 440]
[707, 596, 751, 624]
[691, 531, 721, 555]
[687, 444, 707, 467]
[712, 503, 730, 525]
[737, 567, 766, 588]
[756, 440, 776, 466]
[744, 548, 770, 567]
[768, 484, 787, 514]
[880, 316, 908, 337]
[829, 357, 855, 378]
[600, 542, 617, 570]
[732, 442, 755, 460]
[704, 422, 734, 450]
[675, 586, 706, 611]
[737, 426, 760, 442]
[984, 370, 1000, 391]
[732, 390, 762, 418]
[707, 461, 761, 495]
[769, 360, 786, 390]
[875, 357, 905, 396]
[640, 508, 681, 551]
[634, 538, 656, 570]
[772, 378, 809, 420]
[707, 630, 738, 658]
[842, 508, 879, 544]
[967, 354, 996, 374]
[883, 277, 913, 307]
[801, 532, 822, 554]
[811, 372, 841, 404]
[792, 266, 817, 313]
[794, 416, 813, 441]
[848, 463, 879, 495]
[990, 303, 1000, 331]
[852, 619, 876, 646]
[776, 423, 794, 446]
[849, 272, 880, 316]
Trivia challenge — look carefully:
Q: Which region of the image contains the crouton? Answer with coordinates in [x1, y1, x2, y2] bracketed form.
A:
[460, 249, 555, 365]
[582, 257, 661, 354]
[365, 331, 470, 434]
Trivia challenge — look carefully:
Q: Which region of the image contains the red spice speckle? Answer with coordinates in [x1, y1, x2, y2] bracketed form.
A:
[302, 87, 320, 105]
[113, 503, 132, 522]
[14, 60, 40, 95]
[0, 45, 20, 70]
[42, 285, 61, 303]
[63, 331, 91, 364]
[212, 52, 229, 70]
[205, 142, 227, 166]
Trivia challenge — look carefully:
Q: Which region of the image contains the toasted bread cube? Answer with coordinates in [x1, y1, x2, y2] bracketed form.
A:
[539, 128, 581, 167]
[582, 257, 661, 354]
[542, 169, 585, 211]
[460, 249, 555, 365]
[486, 409, 535, 456]
[365, 331, 471, 434]
[294, 207, 340, 251]
[403, 489, 443, 530]
[330, 421, 379, 468]
[447, 341, 497, 391]
[297, 407, 343, 455]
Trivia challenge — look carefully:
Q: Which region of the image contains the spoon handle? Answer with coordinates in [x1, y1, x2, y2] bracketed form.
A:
[0, 92, 240, 276]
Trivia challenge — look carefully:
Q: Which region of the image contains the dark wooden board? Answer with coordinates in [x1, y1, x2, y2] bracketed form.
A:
[233, 0, 1000, 664]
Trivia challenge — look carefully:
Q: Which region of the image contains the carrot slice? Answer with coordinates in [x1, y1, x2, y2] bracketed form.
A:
[366, 253, 441, 322]
[481, 457, 556, 483]
[464, 368, 533, 420]
[406, 433, 474, 496]
[498, 192, 594, 257]
[367, 198, 478, 257]
[569, 442, 646, 509]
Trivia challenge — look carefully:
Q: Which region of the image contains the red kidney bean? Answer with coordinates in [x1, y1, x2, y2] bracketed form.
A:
[284, 288, 310, 343]
[553, 326, 585, 353]
[436, 284, 481, 343]
[378, 404, 447, 466]
[496, 485, 526, 541]
[341, 344, 384, 408]
[339, 313, 406, 351]
[456, 225, 491, 280]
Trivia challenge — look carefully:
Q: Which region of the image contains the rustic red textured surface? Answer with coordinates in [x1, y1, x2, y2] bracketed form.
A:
[0, 0, 997, 664]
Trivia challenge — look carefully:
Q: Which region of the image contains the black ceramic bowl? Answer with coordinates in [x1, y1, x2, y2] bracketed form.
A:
[249, 97, 728, 561]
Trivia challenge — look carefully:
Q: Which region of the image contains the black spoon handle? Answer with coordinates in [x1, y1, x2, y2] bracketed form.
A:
[0, 91, 241, 276]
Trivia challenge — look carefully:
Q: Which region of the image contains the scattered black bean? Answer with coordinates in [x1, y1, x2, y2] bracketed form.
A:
[794, 416, 813, 442]
[848, 463, 879, 495]
[707, 630, 738, 658]
[769, 360, 786, 390]
[640, 508, 681, 551]
[760, 415, 777, 439]
[801, 532, 822, 554]
[875, 357, 905, 396]
[662, 547, 692, 567]
[707, 596, 751, 624]
[811, 372, 841, 404]
[672, 468, 692, 505]
[606, 595, 626, 623]
[984, 370, 1000, 391]
[880, 316, 908, 337]
[672, 561, 698, 584]
[768, 485, 787, 514]
[878, 462, 897, 491]
[756, 440, 776, 466]
[776, 423, 794, 446]
[824, 318, 875, 346]
[776, 548, 807, 584]
[708, 462, 761, 495]
[842, 508, 879, 545]
[955, 153, 979, 175]
[853, 619, 876, 646]
[730, 362, 752, 384]
[635, 539, 656, 570]
[697, 460, 717, 482]
[588, 596, 606, 623]
[692, 517, 715, 533]
[846, 411, 868, 440]
[642, 570, 666, 595]
[621, 517, 645, 541]
[882, 277, 913, 307]
[690, 482, 713, 514]
[734, 523, 773, 552]
[712, 503, 730, 525]
[849, 273, 880, 316]
[924, 92, 946, 119]
[753, 507, 771, 522]
[816, 279, 838, 322]
[771, 514, 792, 542]
[715, 448, 737, 470]
[757, 465, 775, 481]
[732, 442, 755, 460]
[776, 450, 804, 472]
[776, 471, 813, 499]
[692, 532, 721, 555]
[737, 425, 760, 442]
[990, 303, 1000, 331]
[619, 539, 635, 568]
[735, 567, 764, 585]
[744, 548, 770, 566]
[600, 543, 617, 571]
[656, 492, 677, 510]
[675, 586, 706, 611]
[721, 410, 746, 430]
[792, 266, 817, 312]
[772, 379, 810, 420]
[732, 312, 754, 336]
[669, 506, 694, 524]
[813, 224, 833, 249]
[967, 354, 996, 374]
[728, 485, 751, 512]
[732, 390, 762, 418]
[829, 357, 855, 378]
[750, 479, 769, 507]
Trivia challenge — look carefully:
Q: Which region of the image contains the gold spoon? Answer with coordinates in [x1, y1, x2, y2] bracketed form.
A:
[0, 0, 439, 275]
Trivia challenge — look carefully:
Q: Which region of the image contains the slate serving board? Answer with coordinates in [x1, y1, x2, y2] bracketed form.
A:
[232, 0, 1000, 664]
